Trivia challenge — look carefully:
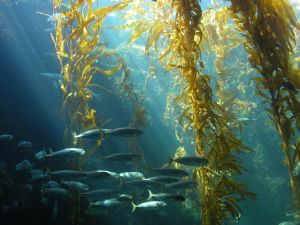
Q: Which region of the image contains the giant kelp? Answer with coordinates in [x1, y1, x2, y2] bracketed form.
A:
[118, 0, 255, 224]
[51, 0, 130, 167]
[228, 0, 300, 213]
[201, 7, 257, 132]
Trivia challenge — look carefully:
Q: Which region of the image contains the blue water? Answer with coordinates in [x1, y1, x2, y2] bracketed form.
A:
[0, 1, 296, 225]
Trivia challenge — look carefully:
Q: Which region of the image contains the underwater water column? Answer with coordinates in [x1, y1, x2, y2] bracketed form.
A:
[228, 0, 300, 214]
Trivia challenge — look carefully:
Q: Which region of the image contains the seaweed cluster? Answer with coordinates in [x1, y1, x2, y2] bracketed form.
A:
[118, 0, 255, 224]
[49, 0, 300, 223]
[51, 0, 130, 166]
[201, 8, 254, 121]
[228, 0, 300, 213]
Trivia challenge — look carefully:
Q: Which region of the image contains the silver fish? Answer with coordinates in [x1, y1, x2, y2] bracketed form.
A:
[34, 150, 47, 160]
[116, 194, 133, 201]
[149, 168, 189, 177]
[124, 179, 161, 188]
[101, 127, 143, 137]
[278, 222, 300, 225]
[131, 201, 166, 212]
[29, 175, 50, 185]
[90, 198, 122, 208]
[45, 148, 85, 159]
[15, 160, 33, 172]
[147, 176, 180, 184]
[72, 129, 102, 144]
[42, 188, 71, 199]
[85, 170, 118, 179]
[17, 141, 32, 149]
[31, 169, 44, 177]
[73, 129, 101, 139]
[101, 153, 142, 162]
[170, 156, 208, 167]
[61, 181, 89, 192]
[0, 134, 13, 142]
[42, 181, 60, 189]
[147, 190, 185, 202]
[119, 172, 144, 180]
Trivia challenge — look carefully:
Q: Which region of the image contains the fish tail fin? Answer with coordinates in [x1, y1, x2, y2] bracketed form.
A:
[147, 189, 153, 201]
[131, 202, 137, 213]
[72, 132, 78, 145]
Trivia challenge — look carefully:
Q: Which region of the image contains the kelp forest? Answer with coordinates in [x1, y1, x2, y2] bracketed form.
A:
[48, 0, 300, 224]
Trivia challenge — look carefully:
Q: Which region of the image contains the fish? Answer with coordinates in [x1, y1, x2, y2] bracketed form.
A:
[101, 153, 142, 162]
[50, 170, 87, 180]
[116, 194, 133, 201]
[42, 181, 60, 189]
[278, 222, 300, 225]
[44, 148, 85, 159]
[147, 176, 180, 184]
[61, 181, 89, 192]
[149, 168, 189, 177]
[85, 170, 118, 179]
[131, 201, 166, 212]
[17, 141, 33, 149]
[42, 188, 72, 199]
[31, 169, 44, 177]
[0, 134, 13, 142]
[34, 150, 47, 160]
[165, 180, 198, 190]
[101, 127, 143, 137]
[119, 172, 145, 180]
[169, 156, 208, 167]
[124, 179, 162, 188]
[90, 198, 122, 208]
[147, 190, 185, 202]
[29, 175, 50, 185]
[15, 160, 33, 172]
[72, 127, 143, 144]
[72, 129, 102, 144]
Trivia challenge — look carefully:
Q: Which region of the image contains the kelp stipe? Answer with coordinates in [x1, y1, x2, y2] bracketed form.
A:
[51, 0, 130, 168]
[228, 0, 300, 214]
[118, 0, 255, 224]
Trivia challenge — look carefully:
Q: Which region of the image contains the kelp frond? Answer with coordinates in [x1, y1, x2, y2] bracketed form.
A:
[52, 0, 130, 167]
[228, 0, 300, 214]
[119, 0, 255, 224]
